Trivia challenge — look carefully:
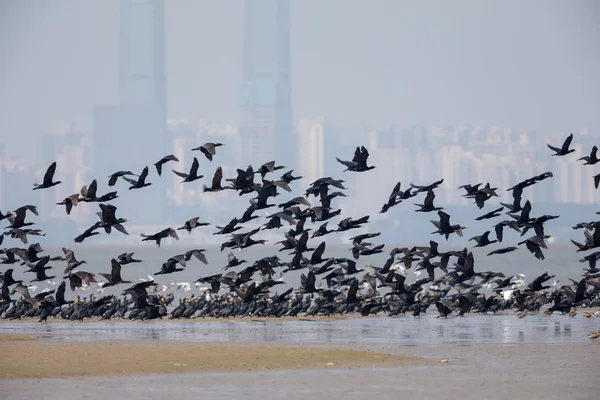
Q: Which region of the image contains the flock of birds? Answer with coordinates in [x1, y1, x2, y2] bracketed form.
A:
[1, 134, 600, 339]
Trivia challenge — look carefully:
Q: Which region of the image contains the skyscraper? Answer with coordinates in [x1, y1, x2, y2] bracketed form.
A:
[237, 0, 293, 169]
[118, 0, 167, 116]
[93, 0, 167, 226]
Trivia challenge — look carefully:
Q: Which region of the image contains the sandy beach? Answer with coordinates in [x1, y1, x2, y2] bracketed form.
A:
[0, 333, 434, 379]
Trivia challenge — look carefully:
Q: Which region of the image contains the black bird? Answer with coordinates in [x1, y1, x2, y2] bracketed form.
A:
[476, 207, 504, 221]
[501, 186, 524, 213]
[594, 173, 600, 190]
[469, 231, 497, 248]
[141, 228, 179, 247]
[154, 154, 179, 176]
[173, 157, 203, 183]
[56, 194, 82, 215]
[380, 182, 403, 213]
[430, 210, 466, 240]
[124, 166, 152, 190]
[74, 221, 103, 243]
[108, 170, 137, 187]
[177, 217, 210, 234]
[185, 249, 208, 265]
[415, 189, 443, 212]
[473, 184, 498, 209]
[336, 216, 369, 232]
[0, 268, 22, 286]
[99, 259, 132, 287]
[435, 301, 452, 318]
[98, 204, 128, 235]
[494, 220, 521, 242]
[192, 142, 223, 161]
[280, 170, 303, 184]
[33, 162, 61, 190]
[255, 161, 287, 178]
[4, 205, 38, 229]
[62, 247, 87, 275]
[578, 145, 598, 165]
[224, 252, 246, 270]
[117, 252, 142, 265]
[80, 179, 118, 203]
[154, 256, 186, 275]
[518, 235, 550, 260]
[203, 167, 231, 192]
[213, 218, 242, 235]
[487, 247, 518, 256]
[336, 146, 375, 172]
[547, 133, 575, 156]
[410, 178, 444, 194]
[458, 183, 482, 197]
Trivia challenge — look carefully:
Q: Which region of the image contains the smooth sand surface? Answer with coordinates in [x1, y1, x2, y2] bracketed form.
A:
[1, 341, 598, 400]
[0, 334, 434, 379]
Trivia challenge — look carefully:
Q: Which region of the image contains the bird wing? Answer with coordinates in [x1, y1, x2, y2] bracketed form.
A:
[424, 189, 435, 207]
[202, 143, 216, 155]
[88, 179, 98, 199]
[561, 133, 573, 152]
[336, 157, 356, 168]
[547, 144, 561, 153]
[138, 166, 149, 184]
[189, 157, 200, 178]
[168, 229, 179, 240]
[211, 166, 223, 188]
[42, 162, 57, 184]
[110, 258, 123, 282]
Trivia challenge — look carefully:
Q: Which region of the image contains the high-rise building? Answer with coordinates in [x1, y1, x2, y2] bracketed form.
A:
[237, 0, 293, 169]
[297, 119, 325, 185]
[118, 0, 167, 116]
[93, 0, 167, 226]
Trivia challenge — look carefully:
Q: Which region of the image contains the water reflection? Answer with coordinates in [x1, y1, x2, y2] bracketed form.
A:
[1, 313, 596, 346]
[437, 325, 444, 338]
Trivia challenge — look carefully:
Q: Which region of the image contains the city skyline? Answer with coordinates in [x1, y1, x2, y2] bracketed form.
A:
[0, 119, 597, 246]
[0, 1, 598, 245]
[0, 1, 599, 159]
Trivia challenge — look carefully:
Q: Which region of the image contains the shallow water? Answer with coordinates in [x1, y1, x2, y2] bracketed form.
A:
[2, 313, 599, 346]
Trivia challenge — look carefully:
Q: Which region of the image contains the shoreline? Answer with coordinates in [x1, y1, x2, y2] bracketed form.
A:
[0, 308, 598, 324]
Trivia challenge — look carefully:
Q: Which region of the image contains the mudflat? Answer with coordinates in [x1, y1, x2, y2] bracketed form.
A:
[0, 334, 435, 379]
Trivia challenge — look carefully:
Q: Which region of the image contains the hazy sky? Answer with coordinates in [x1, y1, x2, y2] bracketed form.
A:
[1, 0, 599, 159]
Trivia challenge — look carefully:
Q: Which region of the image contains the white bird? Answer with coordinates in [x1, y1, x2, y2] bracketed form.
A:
[501, 289, 514, 301]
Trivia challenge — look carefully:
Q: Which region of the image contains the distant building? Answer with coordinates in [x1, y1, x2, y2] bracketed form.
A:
[237, 0, 293, 169]
[93, 0, 167, 225]
[297, 119, 325, 185]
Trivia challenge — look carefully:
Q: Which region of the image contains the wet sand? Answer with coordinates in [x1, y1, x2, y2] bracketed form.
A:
[0, 334, 433, 379]
[1, 340, 597, 400]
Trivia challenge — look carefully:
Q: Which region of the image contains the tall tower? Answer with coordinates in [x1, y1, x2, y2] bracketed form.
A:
[93, 0, 168, 227]
[119, 0, 167, 117]
[237, 0, 293, 169]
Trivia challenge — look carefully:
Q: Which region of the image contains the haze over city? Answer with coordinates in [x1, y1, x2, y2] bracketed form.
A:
[0, 0, 599, 245]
